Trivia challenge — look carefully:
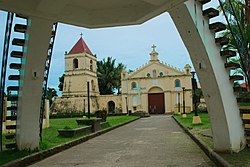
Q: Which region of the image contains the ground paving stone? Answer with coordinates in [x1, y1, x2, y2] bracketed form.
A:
[29, 115, 215, 167]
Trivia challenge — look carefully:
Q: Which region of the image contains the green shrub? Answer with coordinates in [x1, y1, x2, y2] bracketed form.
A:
[63, 126, 72, 130]
[94, 109, 107, 121]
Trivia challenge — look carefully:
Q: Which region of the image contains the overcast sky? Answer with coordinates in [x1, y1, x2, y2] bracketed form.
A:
[0, 1, 220, 93]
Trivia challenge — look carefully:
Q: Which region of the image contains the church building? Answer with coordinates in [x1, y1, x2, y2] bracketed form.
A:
[52, 37, 193, 114]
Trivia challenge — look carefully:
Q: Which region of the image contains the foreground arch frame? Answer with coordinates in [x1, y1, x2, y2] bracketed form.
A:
[0, 0, 245, 152]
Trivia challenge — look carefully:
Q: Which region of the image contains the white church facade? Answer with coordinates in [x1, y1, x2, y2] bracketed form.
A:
[52, 38, 193, 114]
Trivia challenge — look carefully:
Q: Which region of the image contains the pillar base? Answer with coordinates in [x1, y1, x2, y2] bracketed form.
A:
[182, 114, 187, 118]
[192, 116, 202, 124]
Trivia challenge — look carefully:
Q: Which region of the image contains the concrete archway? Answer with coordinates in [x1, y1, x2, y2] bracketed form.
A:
[0, 0, 244, 152]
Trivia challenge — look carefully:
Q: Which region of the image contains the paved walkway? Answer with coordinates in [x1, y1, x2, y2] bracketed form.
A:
[30, 115, 215, 167]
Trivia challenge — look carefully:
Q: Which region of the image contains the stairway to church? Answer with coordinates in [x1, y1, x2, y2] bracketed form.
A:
[4, 13, 28, 149]
[200, 0, 250, 146]
[1, 14, 58, 150]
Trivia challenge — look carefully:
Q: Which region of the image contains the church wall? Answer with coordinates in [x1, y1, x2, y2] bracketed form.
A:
[121, 71, 193, 114]
[98, 95, 122, 113]
[51, 96, 99, 113]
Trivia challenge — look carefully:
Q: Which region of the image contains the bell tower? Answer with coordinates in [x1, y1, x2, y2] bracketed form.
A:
[62, 37, 100, 97]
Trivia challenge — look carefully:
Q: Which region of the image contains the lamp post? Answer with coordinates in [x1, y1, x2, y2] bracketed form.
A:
[191, 71, 198, 116]
[125, 96, 128, 115]
[87, 81, 90, 119]
[83, 99, 86, 116]
[182, 87, 186, 118]
[178, 93, 181, 114]
[190, 71, 202, 124]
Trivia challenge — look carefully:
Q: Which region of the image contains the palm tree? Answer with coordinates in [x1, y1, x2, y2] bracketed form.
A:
[46, 87, 58, 106]
[97, 57, 126, 95]
[58, 74, 65, 91]
[219, 0, 250, 84]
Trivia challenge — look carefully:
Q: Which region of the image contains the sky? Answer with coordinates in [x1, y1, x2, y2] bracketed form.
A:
[0, 1, 220, 94]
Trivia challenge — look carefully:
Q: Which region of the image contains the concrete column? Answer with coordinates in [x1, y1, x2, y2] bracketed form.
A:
[16, 17, 54, 150]
[169, 0, 245, 152]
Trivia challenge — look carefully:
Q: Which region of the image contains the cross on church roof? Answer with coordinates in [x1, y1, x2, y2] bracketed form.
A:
[80, 33, 83, 38]
[152, 44, 156, 51]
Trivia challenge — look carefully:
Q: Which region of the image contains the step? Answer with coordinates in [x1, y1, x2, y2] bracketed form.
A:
[225, 62, 240, 69]
[48, 43, 53, 49]
[16, 14, 27, 19]
[209, 22, 226, 32]
[215, 37, 229, 46]
[51, 30, 56, 37]
[237, 98, 250, 103]
[203, 8, 219, 18]
[243, 120, 250, 124]
[243, 114, 250, 120]
[14, 24, 27, 33]
[10, 63, 22, 70]
[5, 142, 17, 149]
[245, 129, 250, 136]
[229, 75, 244, 81]
[8, 75, 20, 80]
[7, 106, 17, 111]
[6, 115, 17, 120]
[7, 86, 19, 92]
[11, 51, 23, 58]
[233, 86, 247, 92]
[5, 134, 15, 139]
[7, 96, 18, 101]
[220, 50, 236, 58]
[246, 137, 250, 144]
[12, 38, 25, 46]
[6, 125, 16, 130]
[199, 0, 211, 5]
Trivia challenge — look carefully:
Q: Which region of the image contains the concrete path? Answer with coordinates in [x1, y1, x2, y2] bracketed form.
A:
[30, 116, 215, 167]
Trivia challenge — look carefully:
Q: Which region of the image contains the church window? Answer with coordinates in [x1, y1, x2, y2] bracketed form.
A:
[175, 79, 181, 87]
[91, 80, 95, 91]
[73, 58, 78, 69]
[159, 72, 163, 77]
[90, 60, 93, 71]
[153, 69, 157, 77]
[147, 73, 150, 77]
[131, 82, 137, 89]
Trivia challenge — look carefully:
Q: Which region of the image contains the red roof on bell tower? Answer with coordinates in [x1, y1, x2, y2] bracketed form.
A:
[68, 37, 93, 55]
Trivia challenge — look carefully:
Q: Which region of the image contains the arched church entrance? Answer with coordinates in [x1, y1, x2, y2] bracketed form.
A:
[148, 87, 165, 114]
[108, 101, 115, 113]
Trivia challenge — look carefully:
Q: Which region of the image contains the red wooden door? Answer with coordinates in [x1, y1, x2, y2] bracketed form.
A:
[148, 93, 165, 114]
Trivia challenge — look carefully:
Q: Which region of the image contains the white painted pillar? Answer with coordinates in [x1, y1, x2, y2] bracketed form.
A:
[169, 0, 245, 152]
[16, 17, 54, 150]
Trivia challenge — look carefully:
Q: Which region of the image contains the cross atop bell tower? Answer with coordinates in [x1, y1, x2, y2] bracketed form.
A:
[149, 44, 159, 62]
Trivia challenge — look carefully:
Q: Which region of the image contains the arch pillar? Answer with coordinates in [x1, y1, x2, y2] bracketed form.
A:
[169, 0, 245, 152]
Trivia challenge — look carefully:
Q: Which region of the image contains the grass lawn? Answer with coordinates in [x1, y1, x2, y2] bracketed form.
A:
[174, 112, 250, 166]
[0, 115, 138, 165]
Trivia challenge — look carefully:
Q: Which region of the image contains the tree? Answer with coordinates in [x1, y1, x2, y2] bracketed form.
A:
[58, 74, 65, 91]
[97, 57, 126, 95]
[46, 87, 58, 106]
[219, 0, 250, 83]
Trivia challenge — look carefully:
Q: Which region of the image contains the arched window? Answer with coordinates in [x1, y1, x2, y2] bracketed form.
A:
[73, 58, 78, 69]
[159, 72, 163, 77]
[153, 69, 157, 77]
[175, 79, 181, 87]
[91, 80, 95, 91]
[90, 60, 93, 71]
[147, 73, 150, 77]
[131, 82, 137, 89]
